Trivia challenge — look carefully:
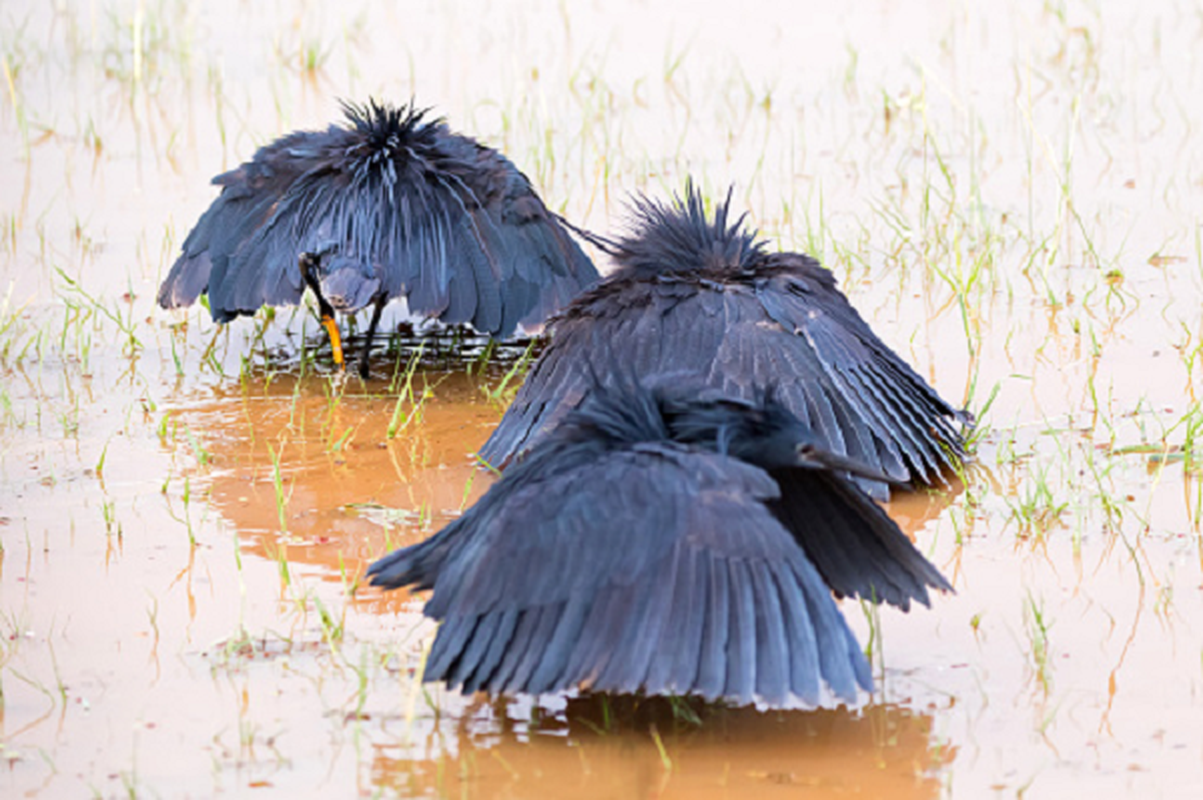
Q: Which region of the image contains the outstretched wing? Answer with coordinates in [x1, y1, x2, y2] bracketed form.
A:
[749, 255, 966, 489]
[487, 162, 601, 336]
[158, 131, 321, 319]
[481, 264, 965, 497]
[159, 104, 598, 335]
[433, 152, 599, 337]
[477, 277, 729, 467]
[369, 443, 871, 708]
[768, 466, 953, 611]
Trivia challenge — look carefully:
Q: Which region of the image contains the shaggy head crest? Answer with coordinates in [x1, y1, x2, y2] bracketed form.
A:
[338, 99, 446, 173]
[613, 182, 767, 275]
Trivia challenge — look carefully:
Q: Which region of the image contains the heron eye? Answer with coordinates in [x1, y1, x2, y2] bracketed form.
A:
[796, 443, 815, 456]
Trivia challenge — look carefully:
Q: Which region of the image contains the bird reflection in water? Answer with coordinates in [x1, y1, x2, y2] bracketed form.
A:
[365, 695, 955, 800]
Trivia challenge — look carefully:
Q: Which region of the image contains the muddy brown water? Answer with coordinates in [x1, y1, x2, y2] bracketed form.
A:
[3, 0, 1203, 797]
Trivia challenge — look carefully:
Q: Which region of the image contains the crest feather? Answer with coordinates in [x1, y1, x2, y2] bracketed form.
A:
[613, 182, 767, 275]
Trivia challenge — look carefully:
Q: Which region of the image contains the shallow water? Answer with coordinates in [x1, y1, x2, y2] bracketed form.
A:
[2, 0, 1202, 797]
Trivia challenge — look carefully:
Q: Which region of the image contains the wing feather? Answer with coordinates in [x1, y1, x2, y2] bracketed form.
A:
[483, 258, 965, 490]
[374, 443, 877, 706]
[769, 467, 953, 610]
[159, 106, 598, 336]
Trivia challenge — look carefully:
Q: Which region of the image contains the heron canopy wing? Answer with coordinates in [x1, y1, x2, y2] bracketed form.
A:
[391, 443, 778, 613]
[753, 264, 965, 479]
[369, 441, 871, 706]
[157, 132, 320, 314]
[767, 466, 953, 610]
[158, 102, 598, 335]
[480, 270, 962, 496]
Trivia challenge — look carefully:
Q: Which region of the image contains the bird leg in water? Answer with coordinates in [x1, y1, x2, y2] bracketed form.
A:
[298, 252, 345, 369]
[356, 295, 387, 379]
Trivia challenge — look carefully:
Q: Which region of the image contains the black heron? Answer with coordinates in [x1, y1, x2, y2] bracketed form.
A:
[479, 185, 969, 499]
[158, 100, 599, 377]
[368, 386, 951, 708]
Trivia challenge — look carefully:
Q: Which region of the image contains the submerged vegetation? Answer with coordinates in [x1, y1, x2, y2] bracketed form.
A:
[0, 0, 1201, 797]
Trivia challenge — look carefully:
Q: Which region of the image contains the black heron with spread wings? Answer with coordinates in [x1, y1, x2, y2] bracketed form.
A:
[368, 386, 951, 708]
[158, 100, 598, 377]
[479, 185, 969, 498]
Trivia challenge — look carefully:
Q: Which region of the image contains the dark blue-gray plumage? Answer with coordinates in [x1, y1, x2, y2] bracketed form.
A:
[158, 100, 598, 376]
[368, 387, 952, 708]
[478, 185, 969, 498]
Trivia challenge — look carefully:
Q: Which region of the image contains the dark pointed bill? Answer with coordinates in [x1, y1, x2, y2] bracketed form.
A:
[796, 443, 911, 489]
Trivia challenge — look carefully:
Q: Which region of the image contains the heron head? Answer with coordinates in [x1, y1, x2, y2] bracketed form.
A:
[299, 246, 381, 313]
[656, 390, 811, 470]
[318, 254, 381, 312]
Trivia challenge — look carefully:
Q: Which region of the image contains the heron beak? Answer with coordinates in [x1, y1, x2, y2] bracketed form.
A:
[321, 315, 345, 368]
[797, 443, 909, 488]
